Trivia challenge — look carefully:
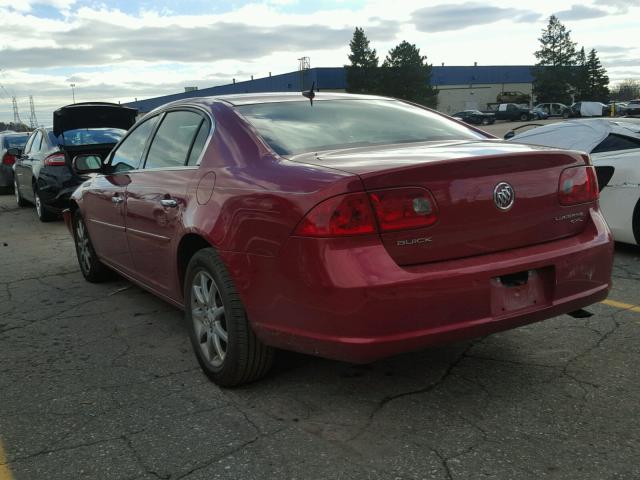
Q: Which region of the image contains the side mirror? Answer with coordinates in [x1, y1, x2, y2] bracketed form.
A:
[6, 147, 22, 156]
[73, 154, 103, 174]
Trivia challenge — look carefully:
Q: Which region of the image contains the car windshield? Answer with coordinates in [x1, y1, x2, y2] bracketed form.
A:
[3, 134, 29, 148]
[237, 99, 484, 156]
[52, 128, 126, 146]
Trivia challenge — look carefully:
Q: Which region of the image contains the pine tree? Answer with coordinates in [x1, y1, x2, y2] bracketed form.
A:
[379, 41, 438, 107]
[573, 47, 589, 101]
[532, 15, 577, 104]
[585, 49, 609, 101]
[345, 27, 379, 94]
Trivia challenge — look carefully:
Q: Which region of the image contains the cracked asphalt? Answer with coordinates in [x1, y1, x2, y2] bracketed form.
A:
[1, 193, 639, 480]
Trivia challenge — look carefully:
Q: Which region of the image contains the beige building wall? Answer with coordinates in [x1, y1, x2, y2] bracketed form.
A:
[436, 82, 534, 114]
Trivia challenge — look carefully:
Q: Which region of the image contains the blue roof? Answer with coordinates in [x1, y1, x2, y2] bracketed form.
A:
[125, 65, 534, 113]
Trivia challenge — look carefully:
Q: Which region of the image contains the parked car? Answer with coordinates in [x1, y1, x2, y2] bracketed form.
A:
[492, 103, 534, 122]
[568, 101, 608, 118]
[534, 102, 571, 118]
[627, 99, 640, 116]
[452, 110, 495, 125]
[507, 118, 640, 245]
[13, 102, 137, 221]
[0, 131, 29, 194]
[65, 92, 613, 387]
[532, 107, 549, 120]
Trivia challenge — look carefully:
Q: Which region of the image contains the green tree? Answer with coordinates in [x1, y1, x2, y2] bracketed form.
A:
[345, 27, 379, 94]
[379, 41, 437, 107]
[532, 15, 577, 104]
[573, 47, 589, 101]
[584, 48, 609, 101]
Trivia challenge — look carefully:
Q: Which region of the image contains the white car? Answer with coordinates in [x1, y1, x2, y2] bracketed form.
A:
[508, 118, 640, 245]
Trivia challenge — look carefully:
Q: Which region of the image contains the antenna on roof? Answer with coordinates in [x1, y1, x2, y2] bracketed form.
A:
[302, 81, 315, 106]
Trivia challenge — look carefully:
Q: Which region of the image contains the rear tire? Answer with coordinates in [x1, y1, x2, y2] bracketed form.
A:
[34, 189, 56, 222]
[185, 248, 274, 387]
[14, 180, 28, 207]
[519, 113, 528, 122]
[73, 211, 111, 282]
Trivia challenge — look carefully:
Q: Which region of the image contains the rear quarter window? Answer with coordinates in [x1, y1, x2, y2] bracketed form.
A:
[592, 134, 640, 153]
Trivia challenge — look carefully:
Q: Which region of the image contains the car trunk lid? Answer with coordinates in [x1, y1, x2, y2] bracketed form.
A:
[53, 102, 138, 137]
[290, 141, 593, 266]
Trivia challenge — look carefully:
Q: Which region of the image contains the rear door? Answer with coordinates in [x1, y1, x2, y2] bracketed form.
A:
[83, 115, 160, 271]
[14, 132, 36, 196]
[125, 109, 210, 296]
[17, 130, 45, 202]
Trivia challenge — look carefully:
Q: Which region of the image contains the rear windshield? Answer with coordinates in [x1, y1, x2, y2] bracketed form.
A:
[3, 134, 29, 148]
[52, 128, 126, 146]
[237, 99, 484, 155]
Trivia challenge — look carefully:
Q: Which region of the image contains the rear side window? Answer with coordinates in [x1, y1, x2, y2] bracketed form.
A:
[30, 131, 43, 154]
[186, 119, 211, 166]
[110, 116, 159, 172]
[145, 111, 204, 169]
[592, 134, 640, 153]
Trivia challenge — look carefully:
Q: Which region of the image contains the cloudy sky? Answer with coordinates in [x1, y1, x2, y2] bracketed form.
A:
[0, 0, 638, 123]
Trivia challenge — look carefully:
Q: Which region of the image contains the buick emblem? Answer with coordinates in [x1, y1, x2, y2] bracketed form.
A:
[493, 182, 515, 210]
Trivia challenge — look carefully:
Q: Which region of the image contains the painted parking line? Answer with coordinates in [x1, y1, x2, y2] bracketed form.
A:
[601, 299, 640, 313]
[0, 440, 14, 480]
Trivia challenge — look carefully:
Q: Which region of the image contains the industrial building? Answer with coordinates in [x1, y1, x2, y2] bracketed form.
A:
[124, 65, 534, 115]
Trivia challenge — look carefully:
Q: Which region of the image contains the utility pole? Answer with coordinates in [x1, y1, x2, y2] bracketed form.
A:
[70, 83, 76, 103]
[12, 97, 22, 125]
[29, 95, 38, 129]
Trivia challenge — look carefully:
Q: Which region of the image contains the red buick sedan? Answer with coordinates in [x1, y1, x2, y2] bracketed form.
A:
[64, 93, 613, 386]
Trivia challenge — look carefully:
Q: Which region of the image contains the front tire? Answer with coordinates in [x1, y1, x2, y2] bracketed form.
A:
[34, 189, 56, 222]
[185, 248, 274, 387]
[520, 113, 528, 122]
[481, 117, 490, 125]
[73, 211, 111, 282]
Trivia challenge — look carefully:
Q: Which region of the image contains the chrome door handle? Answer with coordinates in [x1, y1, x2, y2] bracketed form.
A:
[160, 198, 178, 208]
[111, 195, 124, 204]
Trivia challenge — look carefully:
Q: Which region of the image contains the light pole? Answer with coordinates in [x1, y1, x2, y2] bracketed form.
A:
[70, 83, 76, 104]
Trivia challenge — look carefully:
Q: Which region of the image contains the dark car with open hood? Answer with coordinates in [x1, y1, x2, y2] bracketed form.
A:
[13, 102, 137, 221]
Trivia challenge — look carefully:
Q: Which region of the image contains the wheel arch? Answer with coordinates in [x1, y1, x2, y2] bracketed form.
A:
[177, 233, 215, 292]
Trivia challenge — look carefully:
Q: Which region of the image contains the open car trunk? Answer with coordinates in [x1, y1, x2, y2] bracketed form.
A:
[53, 102, 137, 137]
[291, 141, 594, 266]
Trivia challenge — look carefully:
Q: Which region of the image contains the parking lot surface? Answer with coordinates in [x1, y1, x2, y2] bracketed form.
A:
[1, 193, 639, 480]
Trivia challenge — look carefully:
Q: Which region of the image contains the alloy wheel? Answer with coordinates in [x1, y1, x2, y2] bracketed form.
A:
[75, 218, 92, 274]
[191, 271, 228, 368]
[35, 191, 42, 218]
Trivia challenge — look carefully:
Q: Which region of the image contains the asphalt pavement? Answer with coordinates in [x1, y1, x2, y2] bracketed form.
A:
[1, 193, 639, 480]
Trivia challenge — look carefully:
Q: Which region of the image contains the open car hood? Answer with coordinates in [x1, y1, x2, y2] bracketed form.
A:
[53, 102, 138, 137]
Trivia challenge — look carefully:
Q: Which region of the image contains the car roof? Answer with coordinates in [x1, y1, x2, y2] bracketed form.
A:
[152, 92, 393, 112]
[509, 118, 640, 152]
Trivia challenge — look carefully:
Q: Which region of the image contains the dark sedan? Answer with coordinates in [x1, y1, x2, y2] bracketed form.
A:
[452, 110, 495, 125]
[64, 92, 612, 386]
[0, 131, 29, 194]
[14, 102, 137, 221]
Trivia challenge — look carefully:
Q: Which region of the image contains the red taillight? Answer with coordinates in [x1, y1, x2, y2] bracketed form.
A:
[2, 153, 15, 166]
[558, 166, 599, 206]
[44, 153, 66, 166]
[294, 187, 439, 237]
[294, 192, 376, 237]
[368, 187, 438, 232]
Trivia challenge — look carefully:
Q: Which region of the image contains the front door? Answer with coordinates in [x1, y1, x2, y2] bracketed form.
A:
[125, 109, 210, 297]
[14, 130, 41, 201]
[84, 115, 160, 271]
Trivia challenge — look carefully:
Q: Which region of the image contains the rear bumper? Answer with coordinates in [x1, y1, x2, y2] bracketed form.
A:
[222, 208, 614, 364]
[37, 169, 82, 212]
